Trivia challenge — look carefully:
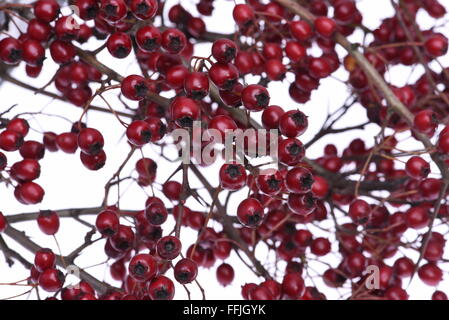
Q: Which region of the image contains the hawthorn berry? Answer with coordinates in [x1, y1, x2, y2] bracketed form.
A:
[237, 198, 265, 228]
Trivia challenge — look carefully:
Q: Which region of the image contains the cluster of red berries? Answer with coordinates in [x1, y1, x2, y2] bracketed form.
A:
[0, 0, 449, 301]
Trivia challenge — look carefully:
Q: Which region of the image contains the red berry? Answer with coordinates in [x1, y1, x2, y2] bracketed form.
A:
[0, 212, 7, 232]
[311, 237, 331, 256]
[161, 28, 187, 54]
[290, 21, 312, 41]
[156, 236, 182, 260]
[34, 248, 56, 272]
[95, 210, 119, 237]
[56, 132, 78, 154]
[147, 276, 175, 300]
[184, 72, 209, 100]
[126, 120, 153, 146]
[314, 17, 337, 38]
[405, 156, 430, 180]
[279, 110, 308, 138]
[219, 163, 247, 191]
[209, 63, 239, 90]
[285, 167, 314, 194]
[278, 138, 305, 166]
[233, 4, 255, 27]
[212, 39, 238, 63]
[39, 268, 64, 292]
[237, 198, 265, 228]
[288, 193, 317, 216]
[77, 128, 104, 155]
[418, 263, 443, 286]
[174, 258, 198, 284]
[34, 0, 60, 23]
[282, 272, 305, 298]
[107, 32, 132, 58]
[0, 130, 24, 152]
[0, 37, 22, 65]
[348, 199, 371, 224]
[37, 210, 60, 235]
[170, 97, 201, 128]
[216, 263, 234, 287]
[129, 0, 158, 20]
[424, 34, 448, 57]
[136, 26, 161, 52]
[241, 84, 270, 112]
[121, 75, 149, 101]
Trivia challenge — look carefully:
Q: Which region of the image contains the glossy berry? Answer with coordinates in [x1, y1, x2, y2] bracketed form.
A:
[162, 181, 182, 201]
[136, 26, 161, 52]
[95, 210, 119, 237]
[21, 40, 45, 67]
[285, 167, 314, 194]
[129, 254, 157, 282]
[144, 117, 167, 142]
[39, 268, 64, 292]
[37, 211, 60, 235]
[145, 202, 168, 226]
[348, 199, 371, 224]
[0, 212, 7, 233]
[418, 263, 443, 286]
[241, 85, 270, 112]
[0, 130, 24, 152]
[156, 236, 182, 260]
[161, 28, 187, 54]
[406, 206, 429, 229]
[107, 32, 132, 58]
[34, 0, 59, 23]
[147, 276, 175, 300]
[77, 128, 104, 155]
[216, 263, 234, 287]
[424, 34, 448, 57]
[15, 182, 45, 205]
[100, 0, 127, 23]
[311, 237, 331, 256]
[405, 156, 430, 180]
[233, 4, 255, 27]
[282, 273, 305, 298]
[219, 163, 247, 191]
[290, 21, 312, 41]
[121, 75, 148, 101]
[170, 97, 201, 128]
[414, 110, 438, 134]
[209, 63, 239, 90]
[184, 72, 209, 100]
[80, 150, 106, 170]
[56, 132, 78, 154]
[50, 40, 76, 64]
[110, 225, 135, 251]
[10, 159, 41, 182]
[54, 17, 79, 40]
[279, 110, 308, 138]
[126, 120, 153, 147]
[174, 258, 198, 284]
[76, 0, 99, 20]
[278, 138, 305, 166]
[314, 17, 337, 38]
[256, 170, 284, 195]
[288, 193, 317, 216]
[34, 248, 56, 272]
[212, 39, 238, 63]
[130, 0, 158, 20]
[237, 198, 265, 228]
[0, 37, 22, 65]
